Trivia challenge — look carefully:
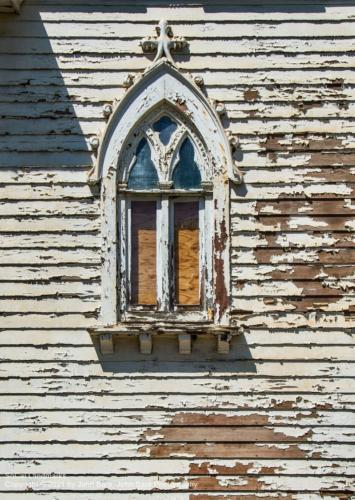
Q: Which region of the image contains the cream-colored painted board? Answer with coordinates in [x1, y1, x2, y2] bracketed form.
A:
[231, 249, 355, 265]
[2, 133, 355, 155]
[0, 184, 94, 200]
[3, 116, 355, 140]
[231, 183, 355, 200]
[240, 168, 355, 182]
[226, 100, 355, 120]
[243, 137, 355, 153]
[231, 232, 355, 249]
[234, 313, 354, 329]
[19, 5, 355, 22]
[0, 168, 90, 183]
[3, 100, 355, 121]
[0, 217, 100, 232]
[0, 314, 96, 328]
[2, 166, 354, 185]
[232, 297, 355, 313]
[0, 234, 99, 248]
[1, 458, 354, 476]
[232, 265, 355, 280]
[231, 215, 355, 232]
[0, 298, 98, 313]
[0, 494, 348, 500]
[3, 36, 355, 56]
[227, 102, 355, 120]
[0, 441, 353, 459]
[228, 119, 355, 135]
[231, 200, 355, 216]
[0, 200, 99, 216]
[0, 495, 199, 500]
[0, 281, 99, 297]
[0, 426, 353, 444]
[0, 248, 100, 264]
[0, 361, 350, 378]
[2, 53, 355, 71]
[1, 70, 355, 87]
[1, 393, 354, 413]
[3, 21, 355, 38]
[1, 377, 353, 395]
[1, 409, 352, 427]
[2, 345, 354, 361]
[5, 116, 355, 136]
[0, 473, 352, 492]
[1, 184, 354, 204]
[1, 83, 355, 104]
[0, 266, 100, 281]
[2, 117, 355, 138]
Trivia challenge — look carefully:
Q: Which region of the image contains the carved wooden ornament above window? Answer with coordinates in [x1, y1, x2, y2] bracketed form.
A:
[89, 21, 242, 346]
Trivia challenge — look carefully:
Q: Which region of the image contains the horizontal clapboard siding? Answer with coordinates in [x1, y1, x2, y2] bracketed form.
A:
[0, 0, 354, 498]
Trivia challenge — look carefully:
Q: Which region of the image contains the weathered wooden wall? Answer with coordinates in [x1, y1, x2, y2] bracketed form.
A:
[0, 0, 354, 497]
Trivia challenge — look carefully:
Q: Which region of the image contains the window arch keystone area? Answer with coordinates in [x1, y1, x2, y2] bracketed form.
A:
[89, 60, 240, 338]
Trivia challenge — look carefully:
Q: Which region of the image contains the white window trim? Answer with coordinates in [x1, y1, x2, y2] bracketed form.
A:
[89, 60, 238, 334]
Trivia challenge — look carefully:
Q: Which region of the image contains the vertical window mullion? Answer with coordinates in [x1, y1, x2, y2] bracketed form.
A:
[157, 195, 170, 311]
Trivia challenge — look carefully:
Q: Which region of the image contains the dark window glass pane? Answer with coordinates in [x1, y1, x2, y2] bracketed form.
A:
[131, 201, 157, 306]
[128, 138, 159, 189]
[174, 201, 200, 306]
[153, 115, 177, 145]
[172, 138, 201, 189]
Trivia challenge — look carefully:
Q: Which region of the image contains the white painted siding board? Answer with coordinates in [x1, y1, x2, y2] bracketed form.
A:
[1, 1, 354, 496]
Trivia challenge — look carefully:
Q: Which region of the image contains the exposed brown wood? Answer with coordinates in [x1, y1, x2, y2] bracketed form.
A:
[174, 201, 200, 306]
[130, 201, 157, 305]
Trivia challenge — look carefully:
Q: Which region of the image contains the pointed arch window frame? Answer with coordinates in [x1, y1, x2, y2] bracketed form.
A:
[90, 61, 238, 334]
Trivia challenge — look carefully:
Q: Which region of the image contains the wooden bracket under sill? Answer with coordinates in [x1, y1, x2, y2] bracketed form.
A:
[89, 322, 243, 355]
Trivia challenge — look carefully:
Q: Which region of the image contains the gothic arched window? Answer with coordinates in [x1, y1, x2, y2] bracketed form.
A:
[118, 110, 213, 321]
[90, 60, 241, 338]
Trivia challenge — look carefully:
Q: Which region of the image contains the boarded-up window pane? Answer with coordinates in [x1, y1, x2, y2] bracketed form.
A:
[131, 201, 157, 305]
[174, 201, 200, 306]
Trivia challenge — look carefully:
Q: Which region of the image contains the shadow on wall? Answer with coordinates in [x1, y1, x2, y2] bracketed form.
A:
[0, 0, 328, 167]
[0, 6, 91, 168]
[92, 333, 257, 374]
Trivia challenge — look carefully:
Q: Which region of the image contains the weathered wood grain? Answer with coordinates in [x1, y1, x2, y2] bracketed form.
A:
[0, 441, 353, 459]
[1, 409, 352, 427]
[1, 1, 354, 496]
[3, 21, 355, 38]
[1, 377, 353, 395]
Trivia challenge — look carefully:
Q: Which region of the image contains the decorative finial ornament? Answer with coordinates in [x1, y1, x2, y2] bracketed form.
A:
[226, 131, 243, 184]
[140, 19, 188, 64]
[123, 73, 135, 88]
[194, 75, 204, 87]
[89, 136, 100, 151]
[102, 104, 113, 119]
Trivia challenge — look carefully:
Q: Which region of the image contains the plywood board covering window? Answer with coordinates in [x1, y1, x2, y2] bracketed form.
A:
[174, 201, 200, 306]
[130, 201, 157, 306]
